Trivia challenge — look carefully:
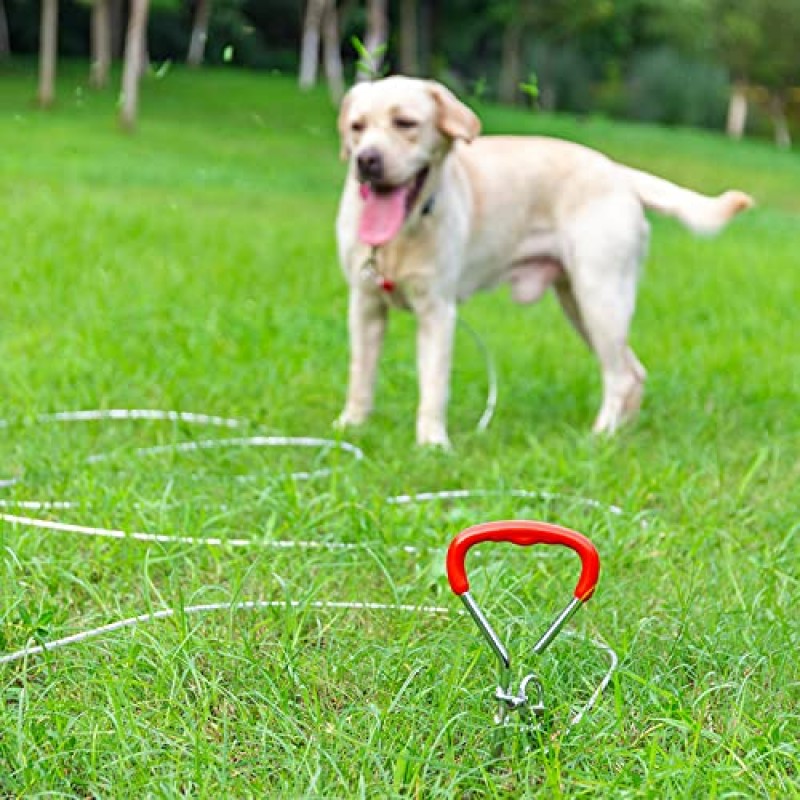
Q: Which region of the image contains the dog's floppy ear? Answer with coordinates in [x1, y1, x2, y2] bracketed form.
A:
[427, 82, 481, 143]
[337, 86, 357, 161]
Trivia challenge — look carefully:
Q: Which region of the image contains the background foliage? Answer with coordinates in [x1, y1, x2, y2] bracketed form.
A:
[2, 0, 799, 138]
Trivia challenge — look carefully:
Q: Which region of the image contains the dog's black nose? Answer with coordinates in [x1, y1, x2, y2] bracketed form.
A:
[357, 148, 384, 181]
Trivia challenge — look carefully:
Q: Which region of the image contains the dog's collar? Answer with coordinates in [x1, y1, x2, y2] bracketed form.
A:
[361, 248, 396, 294]
[360, 250, 409, 311]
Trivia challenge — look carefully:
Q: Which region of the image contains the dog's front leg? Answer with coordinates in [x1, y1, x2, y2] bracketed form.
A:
[415, 296, 457, 447]
[335, 286, 388, 429]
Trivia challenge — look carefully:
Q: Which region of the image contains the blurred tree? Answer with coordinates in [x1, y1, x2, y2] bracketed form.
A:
[37, 0, 59, 107]
[119, 0, 149, 129]
[321, 0, 344, 99]
[89, 0, 112, 87]
[186, 0, 212, 66]
[493, 0, 623, 108]
[0, 0, 794, 142]
[706, 0, 799, 146]
[709, 0, 761, 138]
[0, 0, 10, 57]
[358, 0, 387, 80]
[299, 0, 325, 87]
[497, 0, 525, 104]
[399, 0, 418, 75]
[299, 0, 344, 100]
[750, 0, 800, 147]
[418, 0, 435, 76]
[642, 0, 791, 142]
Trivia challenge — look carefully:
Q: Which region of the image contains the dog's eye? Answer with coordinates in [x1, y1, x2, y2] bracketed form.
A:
[351, 120, 366, 133]
[393, 118, 418, 130]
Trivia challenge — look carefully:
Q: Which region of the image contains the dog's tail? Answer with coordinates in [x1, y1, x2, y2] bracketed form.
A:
[621, 166, 753, 236]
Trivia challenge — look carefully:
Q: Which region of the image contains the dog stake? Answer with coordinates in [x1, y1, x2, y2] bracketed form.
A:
[446, 520, 601, 741]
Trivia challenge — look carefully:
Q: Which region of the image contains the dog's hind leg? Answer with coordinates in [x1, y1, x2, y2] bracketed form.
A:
[563, 206, 648, 434]
[554, 278, 591, 346]
[555, 278, 645, 396]
[576, 281, 645, 435]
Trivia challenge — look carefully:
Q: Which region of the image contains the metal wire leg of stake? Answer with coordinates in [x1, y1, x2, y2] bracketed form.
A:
[447, 522, 604, 753]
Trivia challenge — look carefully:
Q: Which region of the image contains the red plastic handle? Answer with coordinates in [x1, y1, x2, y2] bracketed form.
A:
[446, 520, 600, 601]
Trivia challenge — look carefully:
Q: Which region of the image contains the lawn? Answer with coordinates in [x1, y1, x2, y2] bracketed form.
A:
[0, 63, 798, 797]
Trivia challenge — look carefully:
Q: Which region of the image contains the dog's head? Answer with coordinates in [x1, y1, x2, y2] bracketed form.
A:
[337, 77, 481, 246]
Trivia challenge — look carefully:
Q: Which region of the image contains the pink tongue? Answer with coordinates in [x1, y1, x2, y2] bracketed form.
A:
[358, 183, 411, 246]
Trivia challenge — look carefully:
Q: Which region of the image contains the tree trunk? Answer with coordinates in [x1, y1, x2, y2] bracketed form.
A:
[0, 0, 10, 59]
[419, 0, 434, 76]
[537, 46, 556, 111]
[769, 92, 791, 149]
[299, 0, 326, 89]
[119, 0, 150, 131]
[186, 0, 212, 67]
[90, 0, 112, 88]
[399, 0, 418, 76]
[725, 82, 748, 139]
[498, 6, 522, 104]
[357, 0, 387, 81]
[37, 0, 59, 107]
[322, 0, 344, 102]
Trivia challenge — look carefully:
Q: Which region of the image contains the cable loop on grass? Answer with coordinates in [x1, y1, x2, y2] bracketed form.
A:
[0, 600, 452, 666]
[0, 408, 245, 429]
[0, 602, 617, 731]
[0, 406, 621, 730]
[0, 409, 364, 486]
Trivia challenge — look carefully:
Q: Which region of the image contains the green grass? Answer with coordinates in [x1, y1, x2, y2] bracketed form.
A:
[1, 63, 798, 796]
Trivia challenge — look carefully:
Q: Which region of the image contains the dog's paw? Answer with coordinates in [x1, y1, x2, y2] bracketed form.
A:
[418, 436, 452, 451]
[592, 375, 644, 435]
[333, 408, 369, 429]
[416, 420, 451, 450]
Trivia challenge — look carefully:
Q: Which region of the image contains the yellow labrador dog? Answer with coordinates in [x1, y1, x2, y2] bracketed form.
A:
[334, 76, 752, 446]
